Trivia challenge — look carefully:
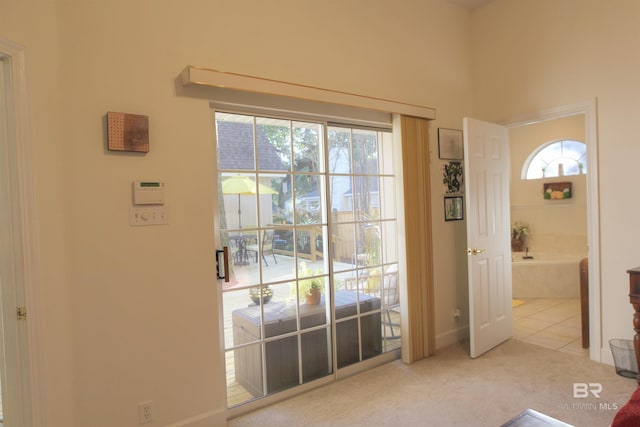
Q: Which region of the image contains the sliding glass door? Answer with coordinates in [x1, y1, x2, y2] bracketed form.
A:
[215, 111, 400, 409]
[327, 125, 401, 363]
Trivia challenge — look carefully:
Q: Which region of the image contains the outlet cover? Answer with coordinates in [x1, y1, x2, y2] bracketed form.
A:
[138, 400, 153, 424]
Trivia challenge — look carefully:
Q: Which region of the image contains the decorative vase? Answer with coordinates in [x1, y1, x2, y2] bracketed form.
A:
[511, 238, 525, 252]
[305, 288, 321, 305]
[249, 286, 273, 305]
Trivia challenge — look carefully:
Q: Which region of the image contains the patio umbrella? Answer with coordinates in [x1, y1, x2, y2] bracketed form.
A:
[222, 175, 277, 228]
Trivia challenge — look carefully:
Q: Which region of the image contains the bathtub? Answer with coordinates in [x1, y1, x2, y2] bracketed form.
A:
[511, 252, 586, 298]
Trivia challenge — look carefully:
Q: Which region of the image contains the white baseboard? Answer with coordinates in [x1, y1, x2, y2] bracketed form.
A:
[436, 325, 469, 350]
[166, 407, 227, 427]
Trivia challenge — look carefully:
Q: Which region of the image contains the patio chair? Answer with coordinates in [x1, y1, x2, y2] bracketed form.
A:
[381, 265, 400, 338]
[246, 229, 278, 266]
[229, 234, 250, 266]
[341, 264, 400, 338]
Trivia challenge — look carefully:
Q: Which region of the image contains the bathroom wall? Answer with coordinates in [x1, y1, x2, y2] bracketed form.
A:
[509, 115, 588, 256]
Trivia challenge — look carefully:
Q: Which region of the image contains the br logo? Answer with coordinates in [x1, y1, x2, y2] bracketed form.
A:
[573, 383, 603, 398]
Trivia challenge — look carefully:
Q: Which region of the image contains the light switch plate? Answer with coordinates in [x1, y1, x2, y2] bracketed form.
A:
[130, 206, 168, 226]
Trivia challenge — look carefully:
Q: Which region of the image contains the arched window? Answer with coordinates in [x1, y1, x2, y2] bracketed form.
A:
[522, 139, 586, 180]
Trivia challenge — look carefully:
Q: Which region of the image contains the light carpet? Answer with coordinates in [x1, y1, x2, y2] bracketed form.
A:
[228, 339, 636, 427]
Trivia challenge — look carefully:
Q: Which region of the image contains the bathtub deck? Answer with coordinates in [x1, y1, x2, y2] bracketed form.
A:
[511, 255, 583, 299]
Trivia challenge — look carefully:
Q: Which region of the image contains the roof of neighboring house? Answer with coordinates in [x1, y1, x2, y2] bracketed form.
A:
[216, 121, 288, 171]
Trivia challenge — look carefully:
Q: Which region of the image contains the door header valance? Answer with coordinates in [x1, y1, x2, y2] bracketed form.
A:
[181, 66, 436, 120]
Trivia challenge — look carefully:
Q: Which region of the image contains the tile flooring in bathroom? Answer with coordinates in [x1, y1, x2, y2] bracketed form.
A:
[512, 298, 588, 357]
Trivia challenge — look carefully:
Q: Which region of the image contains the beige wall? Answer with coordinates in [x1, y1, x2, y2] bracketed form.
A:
[0, 0, 75, 425]
[509, 115, 588, 255]
[2, 0, 474, 425]
[471, 0, 640, 362]
[10, 0, 638, 424]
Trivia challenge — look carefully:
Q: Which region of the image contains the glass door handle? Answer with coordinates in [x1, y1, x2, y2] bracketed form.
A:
[216, 247, 230, 282]
[467, 248, 486, 256]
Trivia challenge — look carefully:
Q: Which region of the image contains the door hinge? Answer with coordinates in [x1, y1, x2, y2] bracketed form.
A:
[17, 306, 27, 320]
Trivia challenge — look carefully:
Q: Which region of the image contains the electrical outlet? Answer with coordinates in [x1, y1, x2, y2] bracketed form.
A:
[138, 400, 153, 424]
[453, 308, 461, 319]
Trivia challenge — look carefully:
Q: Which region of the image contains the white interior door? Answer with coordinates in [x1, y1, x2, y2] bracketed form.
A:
[463, 117, 513, 358]
[0, 38, 41, 426]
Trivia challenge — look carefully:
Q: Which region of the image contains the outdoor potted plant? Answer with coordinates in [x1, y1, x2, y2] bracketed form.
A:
[511, 222, 529, 252]
[249, 285, 273, 305]
[294, 262, 324, 305]
[304, 279, 323, 305]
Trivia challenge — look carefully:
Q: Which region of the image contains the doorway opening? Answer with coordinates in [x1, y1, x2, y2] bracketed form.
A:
[506, 102, 599, 361]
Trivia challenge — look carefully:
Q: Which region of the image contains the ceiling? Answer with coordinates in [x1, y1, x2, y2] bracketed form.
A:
[448, 0, 494, 9]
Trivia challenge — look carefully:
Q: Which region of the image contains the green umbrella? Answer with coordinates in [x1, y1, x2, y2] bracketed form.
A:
[222, 175, 277, 228]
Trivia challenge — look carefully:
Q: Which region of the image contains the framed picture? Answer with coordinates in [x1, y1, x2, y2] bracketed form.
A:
[543, 182, 572, 199]
[107, 111, 150, 153]
[444, 196, 464, 221]
[442, 161, 464, 194]
[438, 128, 464, 160]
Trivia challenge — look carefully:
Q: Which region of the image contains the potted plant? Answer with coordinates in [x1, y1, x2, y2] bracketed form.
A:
[249, 285, 273, 305]
[511, 222, 529, 252]
[295, 262, 324, 305]
[304, 279, 323, 305]
[363, 224, 381, 266]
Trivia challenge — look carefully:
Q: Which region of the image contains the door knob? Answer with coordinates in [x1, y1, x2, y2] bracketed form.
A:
[467, 248, 487, 256]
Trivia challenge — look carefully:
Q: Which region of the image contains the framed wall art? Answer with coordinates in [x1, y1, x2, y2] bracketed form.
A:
[438, 128, 463, 160]
[107, 111, 150, 153]
[444, 196, 464, 221]
[442, 161, 464, 194]
[543, 182, 572, 199]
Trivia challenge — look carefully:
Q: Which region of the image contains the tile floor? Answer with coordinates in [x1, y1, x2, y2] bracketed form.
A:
[512, 298, 589, 357]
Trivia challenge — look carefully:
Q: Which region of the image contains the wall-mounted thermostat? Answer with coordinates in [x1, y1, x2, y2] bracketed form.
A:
[133, 180, 165, 205]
